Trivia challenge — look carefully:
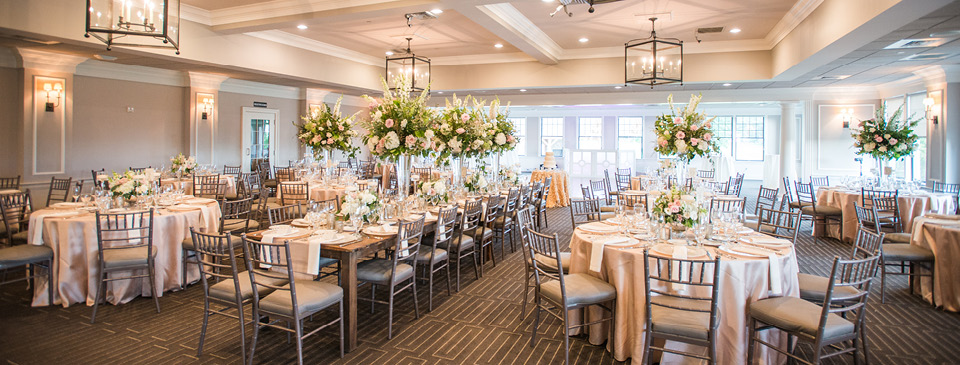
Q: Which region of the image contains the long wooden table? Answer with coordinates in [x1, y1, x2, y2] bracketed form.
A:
[248, 218, 438, 352]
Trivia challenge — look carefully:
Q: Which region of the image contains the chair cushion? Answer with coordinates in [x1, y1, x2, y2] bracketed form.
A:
[749, 296, 855, 341]
[10, 230, 29, 245]
[222, 218, 249, 233]
[417, 247, 448, 264]
[183, 235, 242, 251]
[797, 273, 862, 303]
[102, 246, 158, 269]
[531, 252, 571, 273]
[882, 244, 934, 262]
[744, 221, 777, 234]
[599, 213, 616, 220]
[0, 244, 53, 269]
[788, 201, 811, 209]
[492, 216, 513, 228]
[600, 206, 617, 213]
[356, 259, 414, 284]
[650, 296, 713, 340]
[258, 281, 343, 318]
[801, 205, 843, 216]
[540, 273, 616, 307]
[264, 180, 278, 188]
[883, 232, 912, 243]
[443, 235, 474, 251]
[208, 269, 289, 302]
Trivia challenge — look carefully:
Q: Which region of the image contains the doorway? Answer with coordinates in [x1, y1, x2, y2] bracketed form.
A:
[241, 107, 279, 172]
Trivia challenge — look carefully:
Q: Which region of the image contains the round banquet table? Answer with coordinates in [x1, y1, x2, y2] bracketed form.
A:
[530, 169, 570, 208]
[910, 214, 960, 311]
[568, 228, 800, 363]
[26, 200, 222, 307]
[815, 187, 957, 242]
[161, 175, 237, 197]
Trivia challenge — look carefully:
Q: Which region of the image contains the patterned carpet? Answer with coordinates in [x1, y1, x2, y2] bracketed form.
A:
[2, 183, 959, 364]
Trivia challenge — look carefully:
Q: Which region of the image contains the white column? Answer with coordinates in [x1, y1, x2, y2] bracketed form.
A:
[779, 102, 800, 181]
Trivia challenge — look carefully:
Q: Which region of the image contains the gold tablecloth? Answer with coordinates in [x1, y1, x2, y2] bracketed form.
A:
[26, 202, 221, 307]
[568, 230, 799, 363]
[815, 187, 957, 242]
[911, 215, 960, 311]
[530, 169, 570, 208]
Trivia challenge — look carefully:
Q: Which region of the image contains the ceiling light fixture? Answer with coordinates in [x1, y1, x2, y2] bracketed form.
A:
[494, 43, 504, 48]
[729, 28, 741, 34]
[385, 51, 394, 56]
[579, 37, 589, 43]
[297, 24, 308, 30]
[85, 0, 181, 54]
[614, 86, 622, 89]
[429, 8, 443, 14]
[542, 0, 553, 2]
[722, 83, 732, 86]
[520, 89, 527, 92]
[625, 17, 683, 88]
[385, 36, 430, 93]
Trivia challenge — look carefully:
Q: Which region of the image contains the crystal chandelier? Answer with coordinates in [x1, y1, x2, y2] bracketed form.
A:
[625, 17, 682, 87]
[84, 0, 181, 54]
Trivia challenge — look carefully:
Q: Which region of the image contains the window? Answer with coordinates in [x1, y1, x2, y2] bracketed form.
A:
[617, 117, 643, 154]
[578, 117, 602, 149]
[734, 116, 764, 161]
[540, 117, 564, 156]
[509, 117, 527, 156]
[713, 116, 733, 157]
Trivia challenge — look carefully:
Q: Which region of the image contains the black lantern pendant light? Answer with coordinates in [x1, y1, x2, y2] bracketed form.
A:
[625, 17, 682, 87]
[386, 37, 431, 93]
[85, 0, 181, 54]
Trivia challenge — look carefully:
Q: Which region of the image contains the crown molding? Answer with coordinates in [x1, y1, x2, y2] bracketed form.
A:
[209, 0, 406, 27]
[220, 78, 302, 99]
[765, 0, 825, 48]
[303, 88, 332, 103]
[76, 60, 189, 87]
[180, 4, 213, 26]
[189, 72, 230, 90]
[17, 48, 87, 73]
[245, 30, 382, 66]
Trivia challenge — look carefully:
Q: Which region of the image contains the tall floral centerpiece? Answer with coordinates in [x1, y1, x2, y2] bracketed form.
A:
[485, 98, 518, 175]
[653, 94, 720, 184]
[361, 74, 435, 196]
[433, 94, 493, 183]
[851, 105, 920, 180]
[170, 153, 196, 177]
[297, 95, 359, 169]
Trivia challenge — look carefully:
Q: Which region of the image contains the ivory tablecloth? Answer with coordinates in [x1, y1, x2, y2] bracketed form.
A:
[568, 230, 800, 363]
[530, 169, 570, 208]
[161, 175, 237, 197]
[911, 215, 960, 311]
[815, 187, 956, 242]
[26, 202, 221, 307]
[276, 181, 349, 204]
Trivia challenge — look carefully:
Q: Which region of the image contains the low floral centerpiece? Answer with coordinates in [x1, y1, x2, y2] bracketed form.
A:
[417, 179, 450, 205]
[654, 94, 720, 163]
[170, 153, 196, 176]
[108, 169, 158, 199]
[498, 164, 521, 186]
[297, 95, 359, 163]
[361, 74, 435, 160]
[649, 187, 705, 228]
[464, 172, 489, 194]
[851, 105, 920, 176]
[338, 187, 380, 223]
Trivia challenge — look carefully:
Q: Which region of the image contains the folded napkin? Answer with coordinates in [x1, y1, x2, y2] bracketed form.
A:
[260, 229, 302, 268]
[588, 236, 630, 272]
[580, 222, 619, 234]
[741, 235, 791, 248]
[302, 237, 326, 275]
[731, 245, 782, 296]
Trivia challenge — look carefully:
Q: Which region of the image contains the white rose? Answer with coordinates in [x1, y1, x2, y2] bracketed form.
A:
[384, 132, 400, 150]
[878, 146, 887, 152]
[864, 142, 876, 152]
[884, 134, 891, 139]
[424, 130, 435, 139]
[495, 133, 507, 145]
[675, 139, 687, 153]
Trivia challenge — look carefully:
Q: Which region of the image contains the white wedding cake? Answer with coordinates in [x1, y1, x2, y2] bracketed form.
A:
[543, 151, 557, 169]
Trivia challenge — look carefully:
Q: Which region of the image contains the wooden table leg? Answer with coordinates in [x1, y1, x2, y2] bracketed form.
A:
[341, 250, 359, 352]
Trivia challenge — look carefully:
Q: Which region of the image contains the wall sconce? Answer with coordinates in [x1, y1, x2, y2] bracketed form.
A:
[924, 97, 938, 125]
[841, 107, 854, 128]
[44, 82, 63, 112]
[200, 96, 214, 120]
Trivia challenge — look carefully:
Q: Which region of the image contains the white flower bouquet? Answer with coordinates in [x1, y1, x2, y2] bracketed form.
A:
[654, 94, 720, 162]
[485, 98, 519, 154]
[498, 164, 521, 186]
[431, 94, 494, 163]
[851, 104, 920, 161]
[338, 187, 381, 223]
[360, 73, 435, 161]
[170, 153, 197, 176]
[464, 172, 488, 194]
[649, 186, 705, 228]
[417, 179, 450, 205]
[108, 169, 158, 199]
[297, 95, 359, 159]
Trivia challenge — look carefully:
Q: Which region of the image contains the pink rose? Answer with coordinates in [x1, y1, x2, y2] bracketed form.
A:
[507, 135, 515, 142]
[433, 124, 440, 129]
[705, 122, 712, 129]
[338, 125, 344, 131]
[704, 133, 712, 141]
[660, 140, 668, 146]
[690, 124, 699, 131]
[670, 206, 680, 213]
[405, 135, 417, 147]
[456, 128, 466, 134]
[874, 135, 883, 142]
[421, 141, 429, 148]
[327, 138, 334, 144]
[311, 135, 322, 143]
[385, 119, 394, 128]
[673, 117, 683, 125]
[690, 138, 700, 145]
[461, 114, 469, 121]
[676, 131, 686, 139]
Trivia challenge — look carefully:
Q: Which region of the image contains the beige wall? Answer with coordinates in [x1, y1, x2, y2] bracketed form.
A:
[71, 76, 186, 176]
[217, 92, 301, 168]
[0, 67, 22, 176]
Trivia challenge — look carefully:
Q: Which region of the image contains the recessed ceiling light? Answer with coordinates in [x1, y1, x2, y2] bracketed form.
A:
[520, 89, 527, 92]
[437, 91, 444, 94]
[729, 28, 741, 34]
[614, 86, 622, 89]
[385, 51, 394, 56]
[297, 24, 308, 30]
[542, 0, 553, 2]
[579, 37, 589, 43]
[722, 83, 732, 87]
[494, 43, 504, 48]
[430, 8, 443, 14]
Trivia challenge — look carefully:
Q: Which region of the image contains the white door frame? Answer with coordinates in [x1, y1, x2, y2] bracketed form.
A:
[241, 107, 280, 172]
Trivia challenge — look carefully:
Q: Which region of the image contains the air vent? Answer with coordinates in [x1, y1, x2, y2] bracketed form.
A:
[697, 27, 724, 34]
[812, 75, 850, 81]
[900, 53, 950, 61]
[884, 38, 947, 49]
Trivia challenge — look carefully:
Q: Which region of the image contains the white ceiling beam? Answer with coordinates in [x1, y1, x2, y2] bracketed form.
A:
[451, 2, 562, 65]
[205, 0, 441, 34]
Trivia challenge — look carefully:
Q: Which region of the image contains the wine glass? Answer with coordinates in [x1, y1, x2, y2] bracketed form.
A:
[71, 184, 82, 202]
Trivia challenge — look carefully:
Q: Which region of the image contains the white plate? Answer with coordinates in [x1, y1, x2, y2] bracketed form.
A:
[363, 225, 398, 236]
[168, 205, 201, 212]
[579, 222, 619, 234]
[291, 219, 311, 228]
[185, 198, 215, 204]
[51, 202, 84, 209]
[311, 233, 349, 245]
[740, 236, 792, 249]
[718, 245, 765, 258]
[649, 244, 708, 258]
